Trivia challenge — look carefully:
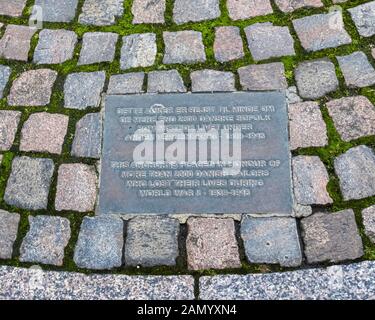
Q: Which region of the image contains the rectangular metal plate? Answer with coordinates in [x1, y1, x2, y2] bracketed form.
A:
[98, 92, 292, 215]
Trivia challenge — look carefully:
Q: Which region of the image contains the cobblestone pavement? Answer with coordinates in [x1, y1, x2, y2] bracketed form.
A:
[0, 0, 375, 300]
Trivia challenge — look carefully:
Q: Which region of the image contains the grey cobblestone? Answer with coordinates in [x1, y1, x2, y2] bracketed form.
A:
[0, 210, 20, 260]
[293, 12, 352, 52]
[33, 0, 78, 22]
[286, 86, 302, 105]
[8, 69, 57, 106]
[292, 200, 312, 218]
[0, 0, 26, 17]
[362, 205, 375, 244]
[79, 0, 124, 26]
[186, 217, 241, 270]
[349, 1, 375, 37]
[64, 71, 105, 110]
[20, 112, 69, 155]
[74, 216, 124, 270]
[132, 0, 166, 24]
[337, 51, 375, 88]
[301, 210, 363, 264]
[0, 110, 21, 151]
[55, 163, 98, 212]
[295, 59, 339, 99]
[72, 113, 102, 159]
[334, 145, 375, 201]
[163, 31, 206, 64]
[214, 26, 244, 63]
[244, 23, 295, 61]
[326, 96, 375, 142]
[107, 73, 145, 94]
[173, 0, 220, 24]
[4, 157, 54, 210]
[125, 216, 180, 267]
[34, 29, 77, 65]
[120, 33, 157, 70]
[241, 216, 302, 267]
[20, 216, 71, 266]
[191, 70, 235, 92]
[147, 70, 186, 93]
[275, 0, 323, 13]
[292, 156, 333, 205]
[227, 0, 273, 21]
[78, 32, 118, 65]
[238, 63, 287, 91]
[0, 25, 37, 61]
[289, 101, 328, 150]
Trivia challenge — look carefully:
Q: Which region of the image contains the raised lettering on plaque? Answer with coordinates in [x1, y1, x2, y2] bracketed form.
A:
[98, 92, 292, 215]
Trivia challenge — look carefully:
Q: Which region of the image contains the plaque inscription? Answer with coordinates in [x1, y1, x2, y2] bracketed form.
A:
[98, 92, 292, 215]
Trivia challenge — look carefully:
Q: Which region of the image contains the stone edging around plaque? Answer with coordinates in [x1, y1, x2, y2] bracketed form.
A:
[1, 260, 375, 300]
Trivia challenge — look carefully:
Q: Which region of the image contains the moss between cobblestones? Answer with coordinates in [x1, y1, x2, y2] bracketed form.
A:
[294, 96, 375, 261]
[1, 0, 375, 275]
[0, 152, 14, 201]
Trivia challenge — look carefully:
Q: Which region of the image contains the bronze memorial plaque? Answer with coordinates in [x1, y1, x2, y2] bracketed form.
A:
[98, 92, 292, 215]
